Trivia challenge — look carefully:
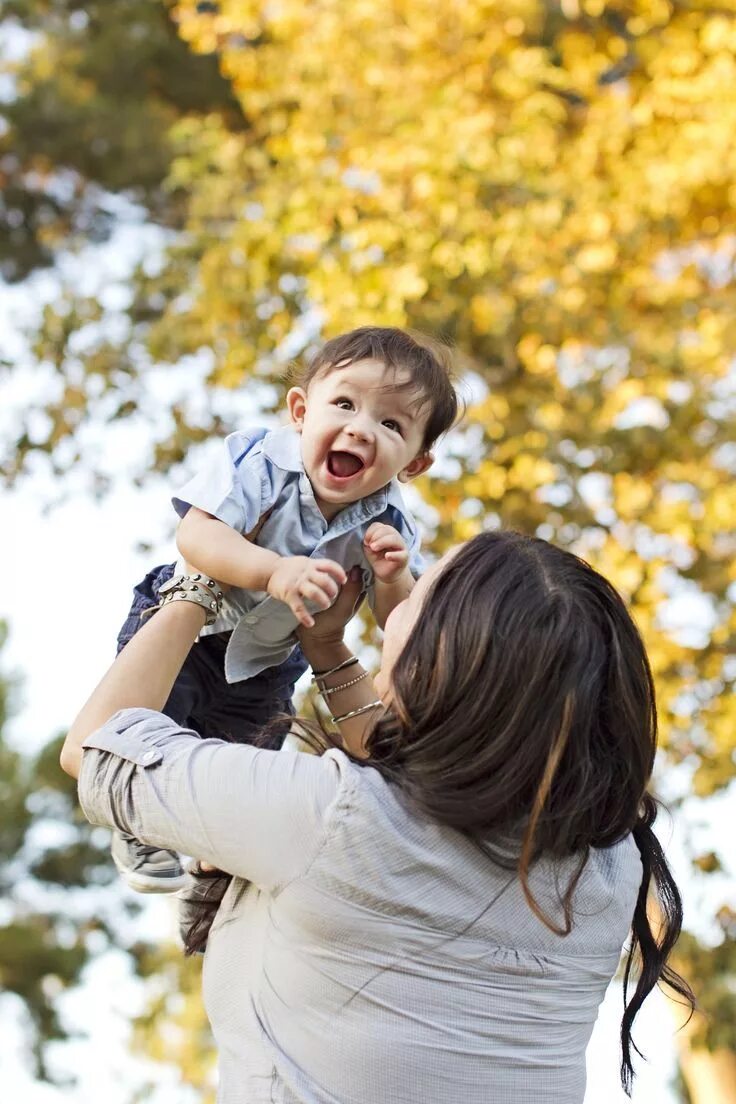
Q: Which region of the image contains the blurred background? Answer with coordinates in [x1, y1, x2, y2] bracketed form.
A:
[1, 1, 735, 1101]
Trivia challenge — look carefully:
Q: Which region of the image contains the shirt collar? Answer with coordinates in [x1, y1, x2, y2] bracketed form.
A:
[262, 423, 412, 525]
[261, 424, 304, 473]
[327, 479, 412, 535]
[385, 479, 411, 520]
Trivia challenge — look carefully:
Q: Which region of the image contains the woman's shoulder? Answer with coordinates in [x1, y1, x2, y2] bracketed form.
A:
[314, 749, 510, 888]
[321, 755, 643, 927]
[319, 747, 404, 812]
[578, 833, 642, 918]
[315, 748, 447, 851]
[530, 835, 642, 955]
[597, 825, 641, 869]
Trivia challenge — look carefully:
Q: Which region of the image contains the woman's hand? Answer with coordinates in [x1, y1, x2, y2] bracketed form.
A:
[296, 566, 365, 650]
[298, 566, 379, 759]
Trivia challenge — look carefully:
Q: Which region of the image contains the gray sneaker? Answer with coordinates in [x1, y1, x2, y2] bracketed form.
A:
[111, 830, 186, 894]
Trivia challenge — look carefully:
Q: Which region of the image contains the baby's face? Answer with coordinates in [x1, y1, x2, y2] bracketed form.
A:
[287, 358, 432, 519]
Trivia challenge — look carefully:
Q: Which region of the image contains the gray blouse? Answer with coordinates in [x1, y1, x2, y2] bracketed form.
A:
[79, 708, 642, 1104]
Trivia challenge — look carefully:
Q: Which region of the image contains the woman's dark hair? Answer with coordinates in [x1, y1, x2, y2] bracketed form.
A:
[184, 529, 694, 1092]
[296, 325, 460, 450]
[360, 530, 694, 1093]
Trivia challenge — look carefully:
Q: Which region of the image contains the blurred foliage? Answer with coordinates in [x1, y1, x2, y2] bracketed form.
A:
[0, 623, 142, 1080]
[0, 0, 245, 282]
[2, 0, 736, 1086]
[676, 907, 736, 1051]
[130, 943, 217, 1103]
[0, 622, 214, 1093]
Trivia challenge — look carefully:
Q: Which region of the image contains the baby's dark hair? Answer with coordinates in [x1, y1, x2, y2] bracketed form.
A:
[298, 326, 459, 450]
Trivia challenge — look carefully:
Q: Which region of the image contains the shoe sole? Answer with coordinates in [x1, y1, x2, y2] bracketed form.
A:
[112, 853, 187, 894]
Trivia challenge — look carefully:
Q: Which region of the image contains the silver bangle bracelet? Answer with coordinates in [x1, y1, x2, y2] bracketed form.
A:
[331, 700, 384, 725]
[311, 655, 358, 684]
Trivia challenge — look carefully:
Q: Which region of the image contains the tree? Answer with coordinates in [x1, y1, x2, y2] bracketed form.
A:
[0, 620, 216, 1094]
[0, 0, 244, 284]
[0, 622, 123, 1079]
[3, 0, 735, 1095]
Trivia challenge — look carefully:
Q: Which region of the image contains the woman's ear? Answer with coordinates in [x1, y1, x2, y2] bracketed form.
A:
[286, 386, 308, 429]
[398, 451, 434, 483]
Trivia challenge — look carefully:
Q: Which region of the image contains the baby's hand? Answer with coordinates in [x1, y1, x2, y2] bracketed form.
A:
[267, 556, 347, 628]
[364, 523, 409, 584]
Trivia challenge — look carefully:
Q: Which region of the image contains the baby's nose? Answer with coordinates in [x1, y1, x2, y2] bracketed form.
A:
[346, 419, 374, 441]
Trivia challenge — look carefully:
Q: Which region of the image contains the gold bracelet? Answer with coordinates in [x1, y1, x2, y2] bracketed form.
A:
[319, 670, 369, 698]
[331, 700, 384, 725]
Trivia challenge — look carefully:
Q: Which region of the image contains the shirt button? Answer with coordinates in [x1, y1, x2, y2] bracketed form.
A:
[142, 750, 158, 763]
[244, 614, 258, 625]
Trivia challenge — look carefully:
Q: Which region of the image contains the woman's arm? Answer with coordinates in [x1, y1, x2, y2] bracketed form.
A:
[74, 711, 340, 886]
[297, 568, 386, 758]
[60, 561, 373, 779]
[58, 566, 377, 885]
[61, 578, 341, 886]
[61, 598, 208, 779]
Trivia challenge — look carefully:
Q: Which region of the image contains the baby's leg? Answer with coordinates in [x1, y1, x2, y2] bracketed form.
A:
[191, 636, 308, 745]
[116, 563, 204, 727]
[116, 563, 174, 653]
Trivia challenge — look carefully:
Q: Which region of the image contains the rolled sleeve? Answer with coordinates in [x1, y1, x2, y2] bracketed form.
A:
[78, 707, 343, 890]
[171, 430, 270, 534]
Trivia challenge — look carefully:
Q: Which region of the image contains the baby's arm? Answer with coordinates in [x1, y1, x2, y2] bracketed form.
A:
[363, 522, 415, 630]
[177, 507, 346, 628]
[177, 506, 279, 591]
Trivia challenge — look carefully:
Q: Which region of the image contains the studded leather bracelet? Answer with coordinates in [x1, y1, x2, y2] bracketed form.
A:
[153, 573, 224, 627]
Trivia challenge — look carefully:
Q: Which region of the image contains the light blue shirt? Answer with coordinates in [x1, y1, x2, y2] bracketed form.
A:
[173, 425, 423, 683]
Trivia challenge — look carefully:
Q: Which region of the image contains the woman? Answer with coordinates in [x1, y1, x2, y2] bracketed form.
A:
[61, 531, 693, 1103]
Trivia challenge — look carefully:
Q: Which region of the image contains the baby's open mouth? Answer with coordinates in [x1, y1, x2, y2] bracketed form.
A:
[327, 451, 365, 478]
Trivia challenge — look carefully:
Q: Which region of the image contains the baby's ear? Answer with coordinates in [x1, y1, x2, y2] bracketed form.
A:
[286, 386, 308, 428]
[398, 451, 434, 483]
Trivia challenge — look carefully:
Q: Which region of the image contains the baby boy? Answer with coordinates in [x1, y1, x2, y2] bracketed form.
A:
[112, 326, 458, 892]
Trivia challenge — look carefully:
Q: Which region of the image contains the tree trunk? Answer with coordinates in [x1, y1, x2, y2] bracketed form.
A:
[675, 1012, 736, 1104]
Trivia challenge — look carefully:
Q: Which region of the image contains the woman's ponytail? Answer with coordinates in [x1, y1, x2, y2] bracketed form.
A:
[620, 794, 696, 1093]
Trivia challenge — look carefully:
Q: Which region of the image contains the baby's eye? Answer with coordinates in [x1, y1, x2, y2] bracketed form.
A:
[382, 418, 402, 434]
[334, 397, 354, 410]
